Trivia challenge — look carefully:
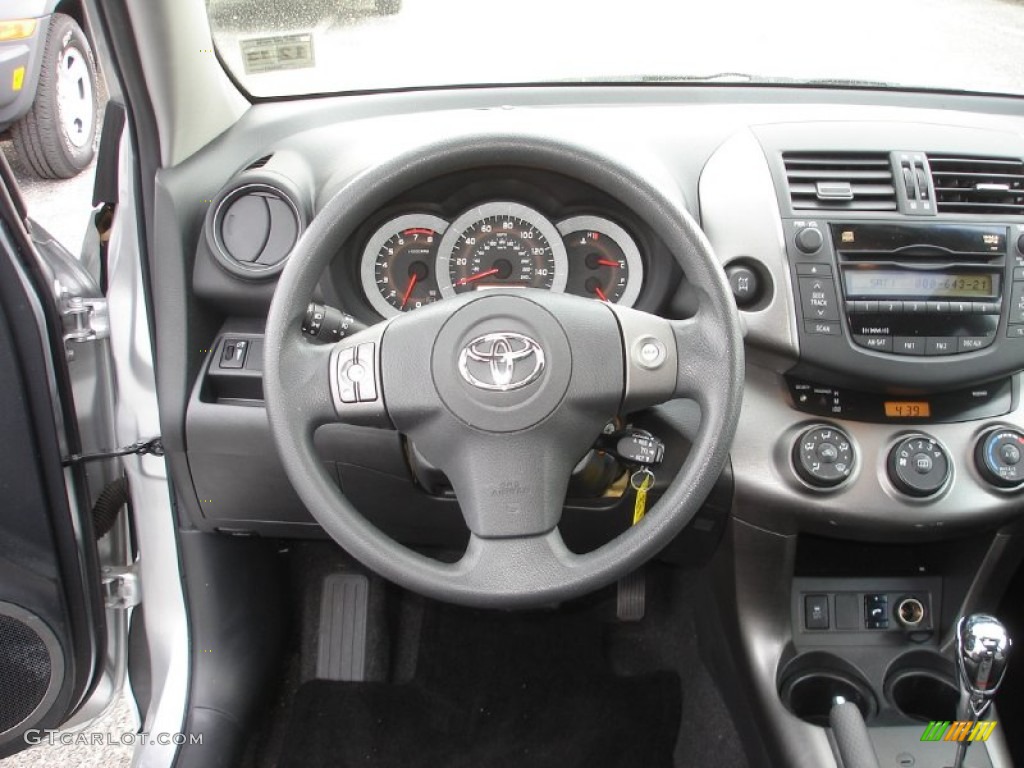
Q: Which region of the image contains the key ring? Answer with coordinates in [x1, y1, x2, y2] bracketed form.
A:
[630, 467, 655, 492]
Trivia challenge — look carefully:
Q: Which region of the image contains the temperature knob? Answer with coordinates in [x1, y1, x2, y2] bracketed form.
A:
[975, 428, 1024, 489]
[793, 425, 855, 488]
[888, 434, 950, 497]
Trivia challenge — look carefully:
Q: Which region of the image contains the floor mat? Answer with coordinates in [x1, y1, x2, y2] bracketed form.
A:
[278, 602, 682, 768]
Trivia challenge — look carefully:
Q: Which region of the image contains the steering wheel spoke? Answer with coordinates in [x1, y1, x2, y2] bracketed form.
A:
[326, 323, 392, 428]
[672, 308, 733, 404]
[447, 530, 580, 603]
[436, 435, 583, 539]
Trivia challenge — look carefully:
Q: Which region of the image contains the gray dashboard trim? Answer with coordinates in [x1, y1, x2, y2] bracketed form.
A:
[732, 365, 1024, 537]
[700, 128, 799, 362]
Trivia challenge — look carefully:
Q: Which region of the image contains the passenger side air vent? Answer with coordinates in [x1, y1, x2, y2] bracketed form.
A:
[783, 152, 897, 212]
[927, 155, 1024, 215]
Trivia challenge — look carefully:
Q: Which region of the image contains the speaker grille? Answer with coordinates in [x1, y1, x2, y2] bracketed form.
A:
[0, 614, 52, 733]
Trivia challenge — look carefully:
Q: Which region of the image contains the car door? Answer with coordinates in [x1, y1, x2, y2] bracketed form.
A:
[0, 149, 123, 758]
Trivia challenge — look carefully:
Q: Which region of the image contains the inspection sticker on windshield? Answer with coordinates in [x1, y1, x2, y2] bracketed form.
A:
[241, 34, 315, 75]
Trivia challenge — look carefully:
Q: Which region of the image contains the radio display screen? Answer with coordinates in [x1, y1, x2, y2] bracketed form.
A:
[843, 270, 998, 298]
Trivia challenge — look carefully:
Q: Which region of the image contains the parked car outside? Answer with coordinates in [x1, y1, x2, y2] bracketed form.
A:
[0, 1, 101, 179]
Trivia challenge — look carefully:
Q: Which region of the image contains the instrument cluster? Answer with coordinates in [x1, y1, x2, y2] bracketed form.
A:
[359, 201, 644, 318]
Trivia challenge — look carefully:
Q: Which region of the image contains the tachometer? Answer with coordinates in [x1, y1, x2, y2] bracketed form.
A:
[360, 214, 448, 317]
[557, 216, 643, 307]
[437, 203, 567, 296]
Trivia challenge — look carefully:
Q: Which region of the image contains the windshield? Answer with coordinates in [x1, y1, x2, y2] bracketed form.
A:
[208, 0, 1024, 98]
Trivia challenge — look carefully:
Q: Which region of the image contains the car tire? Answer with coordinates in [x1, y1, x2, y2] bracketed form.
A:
[374, 0, 402, 15]
[11, 14, 99, 180]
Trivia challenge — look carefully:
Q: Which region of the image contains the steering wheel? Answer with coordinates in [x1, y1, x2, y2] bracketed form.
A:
[264, 134, 743, 608]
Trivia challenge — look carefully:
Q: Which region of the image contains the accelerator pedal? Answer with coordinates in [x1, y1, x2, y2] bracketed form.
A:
[315, 573, 369, 681]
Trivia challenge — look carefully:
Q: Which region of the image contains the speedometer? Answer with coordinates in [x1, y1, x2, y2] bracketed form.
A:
[437, 203, 567, 296]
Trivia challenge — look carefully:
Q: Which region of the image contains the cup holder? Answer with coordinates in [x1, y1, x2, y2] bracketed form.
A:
[778, 653, 877, 727]
[885, 652, 959, 722]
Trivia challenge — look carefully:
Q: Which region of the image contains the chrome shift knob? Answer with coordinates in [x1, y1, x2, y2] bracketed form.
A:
[956, 614, 1011, 711]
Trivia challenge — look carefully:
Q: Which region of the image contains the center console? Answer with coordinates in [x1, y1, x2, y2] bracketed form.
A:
[700, 126, 1024, 768]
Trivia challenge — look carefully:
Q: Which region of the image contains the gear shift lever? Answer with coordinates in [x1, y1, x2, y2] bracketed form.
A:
[952, 614, 1011, 768]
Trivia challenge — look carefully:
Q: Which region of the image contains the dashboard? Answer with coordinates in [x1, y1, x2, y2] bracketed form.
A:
[171, 87, 1024, 548]
[136, 83, 1024, 768]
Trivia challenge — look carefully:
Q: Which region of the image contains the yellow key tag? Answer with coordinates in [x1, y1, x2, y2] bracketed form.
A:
[631, 469, 654, 525]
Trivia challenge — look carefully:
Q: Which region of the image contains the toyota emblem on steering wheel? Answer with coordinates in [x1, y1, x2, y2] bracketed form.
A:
[458, 332, 545, 392]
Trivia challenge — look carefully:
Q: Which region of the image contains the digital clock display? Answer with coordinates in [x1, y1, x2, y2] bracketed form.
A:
[884, 401, 932, 418]
[844, 270, 997, 299]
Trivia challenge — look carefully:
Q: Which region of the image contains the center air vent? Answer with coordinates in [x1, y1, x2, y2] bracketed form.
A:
[783, 152, 897, 212]
[927, 155, 1024, 215]
[208, 183, 303, 279]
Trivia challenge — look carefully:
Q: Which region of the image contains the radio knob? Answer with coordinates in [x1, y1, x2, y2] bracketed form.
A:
[795, 227, 824, 254]
[793, 425, 855, 488]
[887, 434, 950, 497]
[975, 428, 1024, 489]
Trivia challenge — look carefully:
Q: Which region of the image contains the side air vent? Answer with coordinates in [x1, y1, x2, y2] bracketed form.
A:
[928, 155, 1024, 215]
[208, 183, 303, 279]
[783, 152, 897, 212]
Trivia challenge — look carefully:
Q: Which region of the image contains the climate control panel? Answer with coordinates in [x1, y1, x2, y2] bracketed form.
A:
[791, 422, 1024, 498]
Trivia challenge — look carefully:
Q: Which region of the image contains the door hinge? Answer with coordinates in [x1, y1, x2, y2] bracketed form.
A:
[102, 565, 140, 609]
[62, 437, 164, 467]
[59, 286, 109, 355]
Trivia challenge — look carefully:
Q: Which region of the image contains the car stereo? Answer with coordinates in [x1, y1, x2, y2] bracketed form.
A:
[785, 219, 1024, 389]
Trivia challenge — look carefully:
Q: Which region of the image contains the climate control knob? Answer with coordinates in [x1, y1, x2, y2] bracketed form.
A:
[887, 434, 950, 497]
[793, 425, 855, 488]
[975, 428, 1024, 489]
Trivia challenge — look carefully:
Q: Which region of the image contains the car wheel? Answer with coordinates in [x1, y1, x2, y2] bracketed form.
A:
[374, 0, 402, 15]
[11, 14, 99, 180]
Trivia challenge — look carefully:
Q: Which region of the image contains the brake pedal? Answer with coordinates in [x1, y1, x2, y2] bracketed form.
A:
[316, 573, 369, 681]
[616, 569, 646, 621]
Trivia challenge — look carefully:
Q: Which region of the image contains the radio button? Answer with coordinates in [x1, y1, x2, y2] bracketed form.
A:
[805, 320, 841, 336]
[959, 336, 993, 353]
[795, 227, 825, 254]
[975, 302, 1000, 315]
[799, 278, 840, 321]
[796, 263, 832, 276]
[904, 301, 926, 314]
[1009, 285, 1024, 323]
[927, 300, 951, 313]
[854, 335, 893, 352]
[894, 337, 926, 355]
[926, 337, 958, 355]
[879, 300, 903, 314]
[951, 301, 974, 314]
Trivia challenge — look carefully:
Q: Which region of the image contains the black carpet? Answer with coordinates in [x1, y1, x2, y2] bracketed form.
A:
[278, 602, 682, 768]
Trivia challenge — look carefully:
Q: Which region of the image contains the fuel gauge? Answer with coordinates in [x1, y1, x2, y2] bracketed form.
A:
[558, 216, 643, 307]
